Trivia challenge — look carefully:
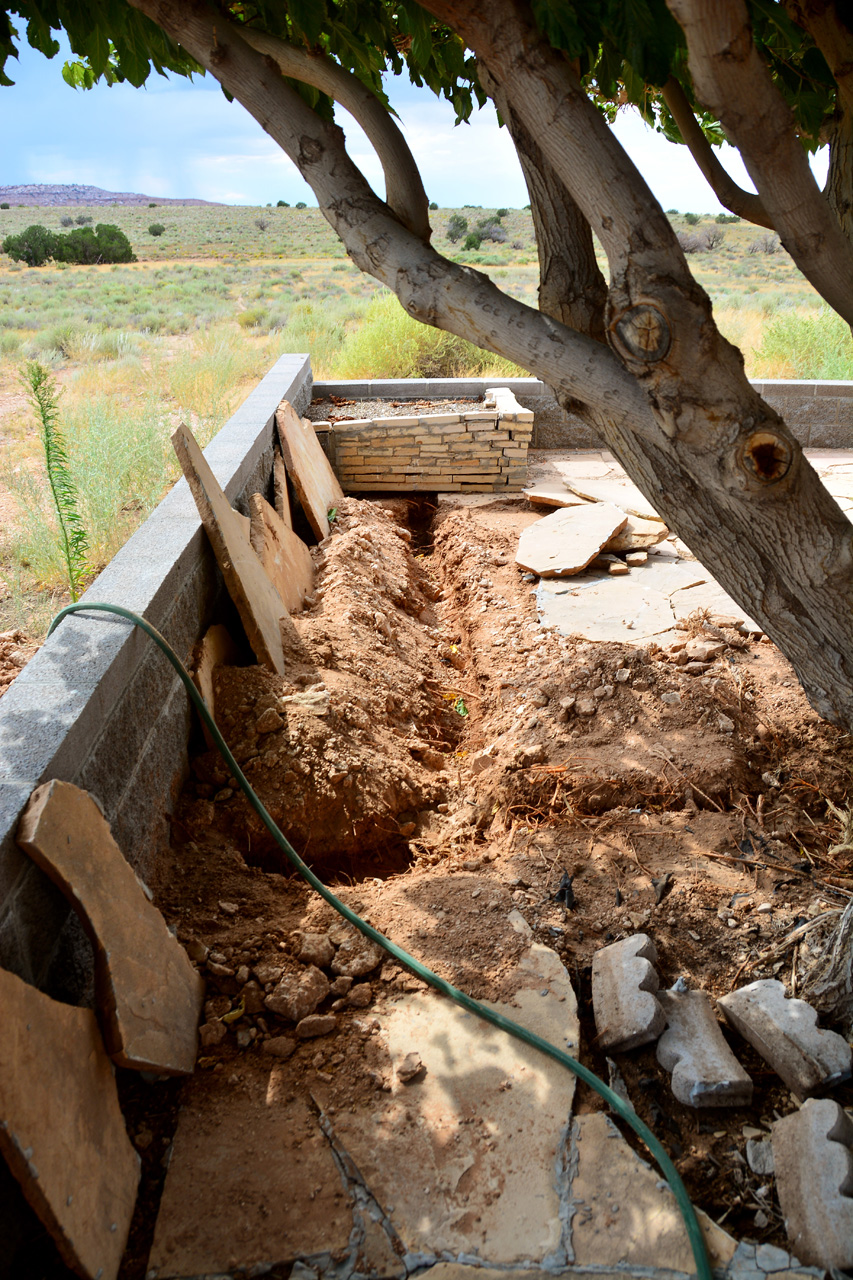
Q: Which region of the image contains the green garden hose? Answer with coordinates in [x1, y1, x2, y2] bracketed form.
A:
[49, 601, 712, 1280]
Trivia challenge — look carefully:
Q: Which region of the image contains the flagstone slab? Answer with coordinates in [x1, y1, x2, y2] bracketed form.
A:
[250, 492, 314, 614]
[631, 559, 709, 597]
[17, 779, 204, 1075]
[276, 400, 344, 541]
[313, 942, 579, 1265]
[569, 1112, 737, 1272]
[273, 447, 293, 528]
[563, 477, 663, 521]
[148, 1067, 352, 1278]
[173, 422, 293, 676]
[537, 577, 676, 642]
[516, 504, 628, 577]
[605, 514, 671, 553]
[0, 965, 139, 1280]
[523, 484, 592, 508]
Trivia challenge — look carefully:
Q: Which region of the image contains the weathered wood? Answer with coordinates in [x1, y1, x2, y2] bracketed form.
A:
[275, 401, 344, 540]
[173, 421, 294, 676]
[17, 779, 205, 1075]
[249, 492, 315, 613]
[0, 965, 139, 1280]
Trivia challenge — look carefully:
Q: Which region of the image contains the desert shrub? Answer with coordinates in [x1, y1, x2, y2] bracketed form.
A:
[478, 220, 507, 243]
[75, 214, 93, 225]
[255, 218, 269, 231]
[148, 223, 166, 237]
[295, 202, 307, 209]
[148, 203, 158, 207]
[684, 212, 701, 225]
[2, 225, 60, 266]
[429, 200, 438, 210]
[496, 207, 509, 218]
[677, 231, 702, 253]
[0, 202, 9, 209]
[60, 216, 74, 227]
[715, 212, 740, 223]
[512, 240, 524, 250]
[277, 200, 290, 207]
[755, 306, 853, 379]
[56, 224, 136, 265]
[749, 233, 780, 255]
[463, 231, 482, 251]
[702, 227, 725, 251]
[446, 213, 467, 242]
[237, 307, 268, 328]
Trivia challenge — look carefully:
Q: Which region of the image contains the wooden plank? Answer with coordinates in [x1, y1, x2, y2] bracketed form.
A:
[173, 421, 291, 676]
[275, 400, 344, 540]
[273, 447, 292, 529]
[0, 965, 139, 1280]
[17, 779, 206, 1076]
[249, 493, 315, 614]
[191, 623, 240, 747]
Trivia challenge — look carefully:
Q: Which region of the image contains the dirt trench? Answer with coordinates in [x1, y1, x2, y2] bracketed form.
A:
[68, 493, 853, 1277]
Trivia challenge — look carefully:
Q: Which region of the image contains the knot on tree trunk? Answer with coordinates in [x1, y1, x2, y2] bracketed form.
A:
[608, 303, 672, 363]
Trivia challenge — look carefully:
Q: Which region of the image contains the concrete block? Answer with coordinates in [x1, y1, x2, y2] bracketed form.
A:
[591, 933, 666, 1051]
[771, 1098, 853, 1269]
[718, 978, 852, 1098]
[657, 988, 753, 1107]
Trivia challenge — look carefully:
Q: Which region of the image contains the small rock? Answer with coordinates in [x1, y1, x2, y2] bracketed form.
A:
[265, 965, 330, 1021]
[134, 1127, 154, 1151]
[331, 930, 385, 978]
[198, 1019, 227, 1047]
[557, 695, 576, 719]
[593, 684, 614, 700]
[295, 1014, 338, 1039]
[626, 551, 647, 566]
[660, 691, 681, 706]
[235, 1028, 253, 1048]
[241, 981, 266, 1015]
[614, 668, 631, 683]
[330, 976, 354, 996]
[576, 698, 597, 716]
[347, 983, 373, 1008]
[253, 962, 284, 986]
[396, 1052, 426, 1083]
[263, 1036, 297, 1060]
[214, 788, 233, 802]
[184, 938, 209, 964]
[531, 690, 550, 707]
[235, 964, 251, 985]
[718, 714, 735, 733]
[746, 1138, 775, 1175]
[292, 930, 335, 968]
[256, 707, 284, 734]
[218, 900, 239, 916]
[684, 662, 710, 675]
[685, 638, 725, 663]
[398, 821, 416, 837]
[756, 903, 772, 914]
[207, 961, 235, 978]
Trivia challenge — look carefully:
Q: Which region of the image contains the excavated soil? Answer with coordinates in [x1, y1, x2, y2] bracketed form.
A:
[13, 493, 853, 1278]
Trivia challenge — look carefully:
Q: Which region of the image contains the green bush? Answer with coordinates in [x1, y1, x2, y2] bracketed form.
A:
[496, 207, 509, 218]
[237, 306, 268, 328]
[295, 201, 307, 209]
[0, 202, 9, 209]
[75, 214, 93, 225]
[446, 213, 468, 243]
[148, 202, 158, 208]
[756, 307, 853, 379]
[715, 212, 740, 223]
[684, 212, 700, 225]
[60, 216, 74, 227]
[148, 223, 166, 237]
[2, 225, 60, 266]
[463, 231, 482, 251]
[429, 200, 438, 210]
[55, 224, 136, 265]
[277, 200, 290, 207]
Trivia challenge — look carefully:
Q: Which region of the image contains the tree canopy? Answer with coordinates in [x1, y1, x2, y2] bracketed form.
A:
[3, 0, 853, 729]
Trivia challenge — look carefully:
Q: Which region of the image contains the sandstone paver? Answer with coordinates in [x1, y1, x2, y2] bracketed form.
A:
[249, 492, 315, 614]
[516, 504, 628, 577]
[276, 400, 344, 540]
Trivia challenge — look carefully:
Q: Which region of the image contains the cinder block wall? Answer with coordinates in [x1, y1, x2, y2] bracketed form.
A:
[0, 354, 312, 998]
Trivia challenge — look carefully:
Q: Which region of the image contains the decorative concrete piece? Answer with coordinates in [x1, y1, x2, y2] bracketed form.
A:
[0, 965, 139, 1280]
[516, 503, 628, 577]
[605, 514, 671, 552]
[718, 978, 852, 1099]
[657, 988, 753, 1108]
[148, 1069, 352, 1277]
[569, 1112, 737, 1272]
[311, 941, 579, 1264]
[591, 933, 666, 1051]
[276, 399, 344, 540]
[564, 477, 663, 520]
[173, 421, 293, 676]
[17, 779, 205, 1075]
[772, 1098, 853, 1269]
[523, 484, 591, 508]
[249, 492, 315, 614]
[273, 447, 292, 528]
[191, 622, 239, 747]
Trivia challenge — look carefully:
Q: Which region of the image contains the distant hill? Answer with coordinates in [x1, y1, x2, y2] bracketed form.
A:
[0, 183, 222, 207]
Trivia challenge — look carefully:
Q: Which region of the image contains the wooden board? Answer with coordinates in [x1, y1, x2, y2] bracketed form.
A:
[276, 399, 344, 540]
[0, 965, 139, 1280]
[17, 779, 205, 1076]
[516, 503, 628, 576]
[173, 421, 293, 676]
[273, 447, 292, 529]
[191, 623, 240, 747]
[249, 493, 314, 614]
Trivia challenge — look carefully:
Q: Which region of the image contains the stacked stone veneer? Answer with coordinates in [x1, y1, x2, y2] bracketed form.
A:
[318, 386, 532, 492]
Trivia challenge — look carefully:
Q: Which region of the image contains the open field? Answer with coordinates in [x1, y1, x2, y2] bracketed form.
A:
[0, 203, 850, 633]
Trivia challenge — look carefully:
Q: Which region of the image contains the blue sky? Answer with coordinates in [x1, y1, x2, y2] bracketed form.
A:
[2, 33, 827, 211]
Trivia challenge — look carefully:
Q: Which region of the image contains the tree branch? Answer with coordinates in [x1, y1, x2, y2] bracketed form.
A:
[238, 26, 431, 241]
[783, 0, 853, 120]
[661, 77, 773, 228]
[126, 0, 654, 435]
[667, 0, 853, 326]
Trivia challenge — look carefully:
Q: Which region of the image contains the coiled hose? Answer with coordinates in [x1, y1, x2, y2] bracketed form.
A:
[49, 601, 712, 1280]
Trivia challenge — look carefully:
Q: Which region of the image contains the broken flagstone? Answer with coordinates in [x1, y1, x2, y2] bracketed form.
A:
[16, 779, 205, 1075]
[771, 1098, 853, 1269]
[657, 988, 753, 1108]
[563, 476, 663, 520]
[276, 399, 344, 541]
[515, 503, 628, 577]
[717, 978, 852, 1099]
[591, 933, 666, 1051]
[249, 491, 315, 614]
[0, 965, 139, 1280]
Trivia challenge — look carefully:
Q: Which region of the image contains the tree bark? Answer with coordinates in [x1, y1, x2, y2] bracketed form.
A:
[127, 0, 853, 732]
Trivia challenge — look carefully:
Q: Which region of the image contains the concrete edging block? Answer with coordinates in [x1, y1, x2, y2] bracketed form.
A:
[0, 353, 312, 992]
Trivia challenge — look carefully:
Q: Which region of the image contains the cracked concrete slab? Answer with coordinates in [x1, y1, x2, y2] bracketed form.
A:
[537, 576, 678, 642]
[568, 1112, 737, 1272]
[312, 943, 579, 1267]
